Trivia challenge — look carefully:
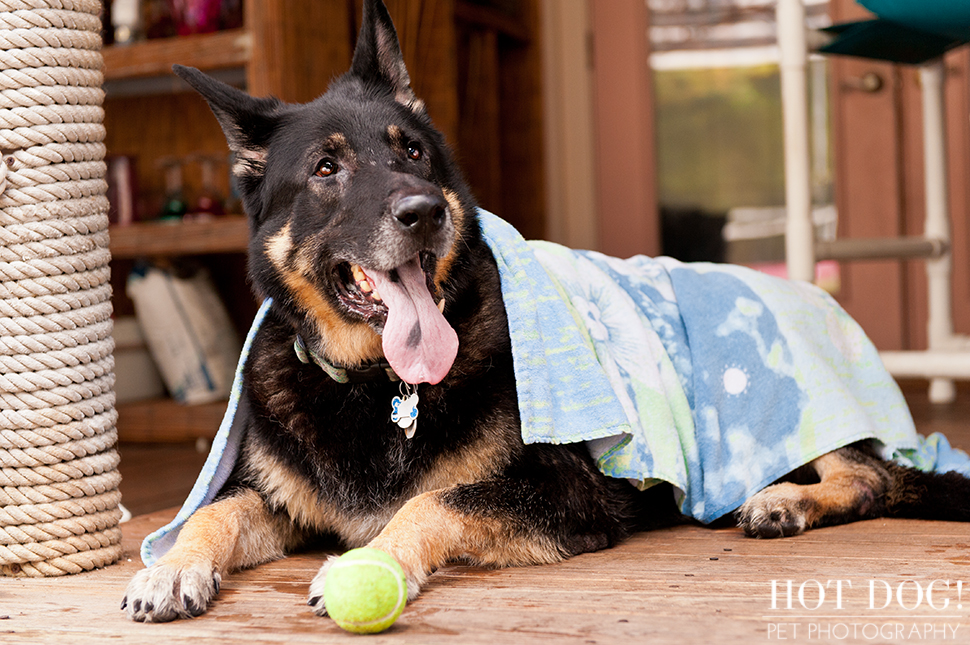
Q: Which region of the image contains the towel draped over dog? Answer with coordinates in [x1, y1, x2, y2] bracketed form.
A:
[141, 211, 970, 565]
[477, 211, 968, 522]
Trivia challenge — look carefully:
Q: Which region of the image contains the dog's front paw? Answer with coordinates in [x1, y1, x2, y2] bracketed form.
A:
[737, 484, 812, 538]
[122, 563, 221, 622]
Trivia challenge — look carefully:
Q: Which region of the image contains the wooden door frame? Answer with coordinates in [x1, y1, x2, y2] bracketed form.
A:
[541, 0, 660, 257]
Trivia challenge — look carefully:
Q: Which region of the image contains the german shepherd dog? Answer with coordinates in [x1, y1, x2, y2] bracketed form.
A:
[123, 0, 970, 623]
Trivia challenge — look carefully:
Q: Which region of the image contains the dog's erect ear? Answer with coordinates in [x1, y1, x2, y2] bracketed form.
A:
[173, 65, 283, 179]
[350, 0, 423, 111]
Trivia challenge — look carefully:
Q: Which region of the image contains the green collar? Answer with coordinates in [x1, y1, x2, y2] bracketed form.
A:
[293, 335, 400, 384]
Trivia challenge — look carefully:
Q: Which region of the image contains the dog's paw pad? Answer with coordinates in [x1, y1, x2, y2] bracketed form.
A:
[737, 488, 811, 539]
[123, 564, 221, 622]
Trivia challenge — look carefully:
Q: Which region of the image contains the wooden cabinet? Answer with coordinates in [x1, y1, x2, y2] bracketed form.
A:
[105, 0, 544, 441]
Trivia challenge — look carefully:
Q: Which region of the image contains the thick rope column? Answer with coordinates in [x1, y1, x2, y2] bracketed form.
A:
[0, 0, 121, 576]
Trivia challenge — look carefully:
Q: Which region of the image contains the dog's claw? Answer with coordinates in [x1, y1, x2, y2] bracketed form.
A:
[307, 594, 329, 617]
[183, 594, 200, 617]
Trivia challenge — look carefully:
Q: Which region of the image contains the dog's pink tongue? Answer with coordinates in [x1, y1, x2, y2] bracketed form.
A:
[366, 259, 458, 384]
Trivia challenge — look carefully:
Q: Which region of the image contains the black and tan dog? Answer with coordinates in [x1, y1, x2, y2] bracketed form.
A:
[123, 0, 970, 623]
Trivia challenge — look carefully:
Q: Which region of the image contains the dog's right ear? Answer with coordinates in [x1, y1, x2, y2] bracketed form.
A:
[173, 65, 283, 180]
[350, 0, 422, 111]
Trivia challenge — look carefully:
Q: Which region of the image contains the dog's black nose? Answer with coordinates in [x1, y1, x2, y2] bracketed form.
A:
[392, 193, 447, 236]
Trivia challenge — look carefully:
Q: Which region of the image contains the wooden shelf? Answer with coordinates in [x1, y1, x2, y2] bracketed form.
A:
[102, 29, 252, 80]
[109, 216, 249, 259]
[117, 397, 227, 442]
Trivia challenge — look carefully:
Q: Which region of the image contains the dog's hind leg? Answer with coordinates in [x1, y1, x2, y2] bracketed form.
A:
[738, 441, 970, 538]
[736, 444, 893, 538]
[123, 488, 299, 622]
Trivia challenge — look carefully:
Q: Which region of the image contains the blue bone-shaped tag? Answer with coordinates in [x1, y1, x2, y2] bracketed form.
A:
[391, 393, 419, 436]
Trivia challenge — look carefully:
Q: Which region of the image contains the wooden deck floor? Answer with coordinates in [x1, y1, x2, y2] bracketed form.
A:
[5, 382, 970, 644]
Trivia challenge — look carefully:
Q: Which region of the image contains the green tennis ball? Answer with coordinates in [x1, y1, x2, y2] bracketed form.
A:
[323, 548, 407, 634]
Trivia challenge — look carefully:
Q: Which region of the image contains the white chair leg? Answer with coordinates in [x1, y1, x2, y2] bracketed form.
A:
[921, 62, 957, 404]
[778, 0, 816, 283]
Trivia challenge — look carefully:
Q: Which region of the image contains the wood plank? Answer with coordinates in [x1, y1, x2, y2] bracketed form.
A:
[116, 398, 228, 442]
[102, 29, 252, 80]
[899, 380, 970, 448]
[5, 509, 970, 644]
[900, 49, 970, 349]
[109, 216, 249, 259]
[828, 0, 907, 350]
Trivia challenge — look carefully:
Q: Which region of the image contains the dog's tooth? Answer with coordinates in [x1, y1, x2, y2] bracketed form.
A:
[437, 298, 446, 313]
[351, 265, 383, 299]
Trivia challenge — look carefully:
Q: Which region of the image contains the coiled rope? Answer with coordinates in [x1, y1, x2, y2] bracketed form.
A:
[0, 0, 120, 577]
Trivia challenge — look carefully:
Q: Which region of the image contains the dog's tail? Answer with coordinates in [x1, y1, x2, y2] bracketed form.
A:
[884, 463, 970, 522]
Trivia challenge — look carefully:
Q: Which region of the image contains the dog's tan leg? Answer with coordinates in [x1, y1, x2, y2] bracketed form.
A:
[307, 489, 565, 615]
[123, 489, 299, 622]
[736, 446, 891, 538]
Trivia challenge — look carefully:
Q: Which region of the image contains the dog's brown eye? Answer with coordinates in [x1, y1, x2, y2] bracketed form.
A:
[315, 159, 338, 177]
[406, 143, 421, 160]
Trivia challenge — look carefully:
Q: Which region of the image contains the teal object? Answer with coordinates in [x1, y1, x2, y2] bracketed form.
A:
[820, 20, 965, 64]
[819, 0, 970, 64]
[859, 0, 970, 41]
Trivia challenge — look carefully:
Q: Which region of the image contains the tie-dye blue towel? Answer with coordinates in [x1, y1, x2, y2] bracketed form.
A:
[477, 211, 969, 523]
[141, 211, 969, 565]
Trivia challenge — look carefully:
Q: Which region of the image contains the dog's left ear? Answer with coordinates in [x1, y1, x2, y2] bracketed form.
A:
[174, 65, 285, 223]
[173, 65, 282, 180]
[350, 0, 424, 112]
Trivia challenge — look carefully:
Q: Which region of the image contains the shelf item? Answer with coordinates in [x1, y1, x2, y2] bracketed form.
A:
[128, 264, 241, 405]
[109, 216, 249, 259]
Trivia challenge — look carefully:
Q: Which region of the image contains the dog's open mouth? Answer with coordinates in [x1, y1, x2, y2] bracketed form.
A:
[335, 254, 458, 385]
